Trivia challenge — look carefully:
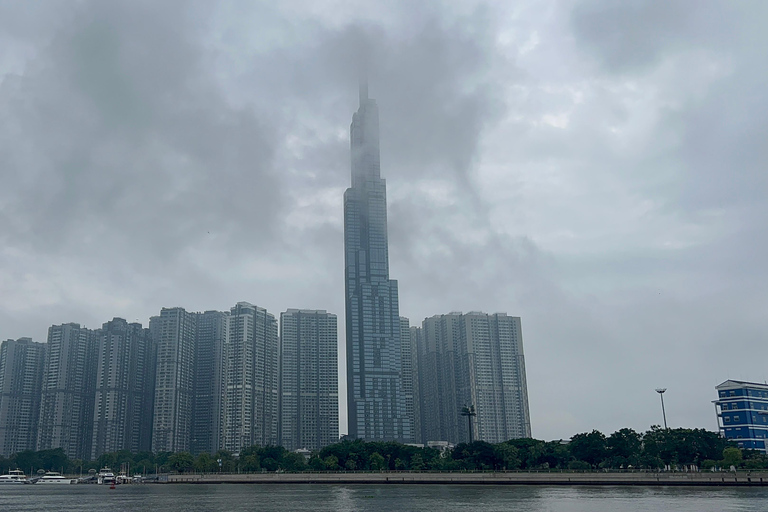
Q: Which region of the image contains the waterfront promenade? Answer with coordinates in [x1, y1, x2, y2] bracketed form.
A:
[165, 471, 768, 486]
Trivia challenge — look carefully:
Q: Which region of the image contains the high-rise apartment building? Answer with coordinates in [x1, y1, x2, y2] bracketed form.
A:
[409, 325, 423, 444]
[421, 313, 461, 444]
[399, 317, 420, 444]
[344, 83, 409, 441]
[91, 318, 155, 459]
[221, 302, 278, 452]
[0, 338, 46, 455]
[191, 310, 228, 455]
[420, 312, 531, 444]
[150, 307, 197, 453]
[37, 323, 98, 459]
[279, 309, 338, 451]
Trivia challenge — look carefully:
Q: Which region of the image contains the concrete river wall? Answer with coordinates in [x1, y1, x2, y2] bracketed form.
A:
[165, 471, 768, 486]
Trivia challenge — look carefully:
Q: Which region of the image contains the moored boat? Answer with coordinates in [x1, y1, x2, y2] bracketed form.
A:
[97, 467, 116, 485]
[35, 471, 76, 484]
[0, 469, 29, 484]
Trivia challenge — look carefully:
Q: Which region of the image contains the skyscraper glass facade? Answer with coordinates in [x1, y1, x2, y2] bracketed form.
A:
[420, 312, 531, 444]
[91, 318, 155, 459]
[344, 84, 410, 441]
[279, 309, 338, 451]
[150, 308, 196, 453]
[0, 338, 46, 456]
[37, 323, 99, 459]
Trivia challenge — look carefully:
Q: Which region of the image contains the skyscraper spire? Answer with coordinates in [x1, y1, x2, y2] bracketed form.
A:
[359, 79, 368, 106]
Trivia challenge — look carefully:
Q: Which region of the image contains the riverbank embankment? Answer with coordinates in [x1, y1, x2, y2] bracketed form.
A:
[164, 471, 768, 486]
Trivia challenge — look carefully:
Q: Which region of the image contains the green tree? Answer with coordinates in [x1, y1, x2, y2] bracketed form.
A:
[410, 453, 425, 471]
[369, 452, 386, 471]
[607, 429, 642, 460]
[568, 460, 591, 470]
[167, 452, 195, 473]
[35, 448, 67, 472]
[261, 457, 278, 471]
[722, 447, 743, 468]
[194, 453, 218, 473]
[282, 452, 307, 472]
[494, 443, 521, 470]
[569, 430, 607, 468]
[309, 456, 325, 471]
[12, 451, 41, 474]
[323, 455, 339, 470]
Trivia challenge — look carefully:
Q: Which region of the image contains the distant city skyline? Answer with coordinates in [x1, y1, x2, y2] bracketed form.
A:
[3, 1, 766, 441]
[0, 72, 534, 450]
[0, 302, 530, 457]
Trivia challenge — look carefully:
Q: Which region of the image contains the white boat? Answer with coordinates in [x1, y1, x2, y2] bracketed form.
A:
[97, 467, 116, 485]
[36, 471, 76, 484]
[0, 469, 29, 484]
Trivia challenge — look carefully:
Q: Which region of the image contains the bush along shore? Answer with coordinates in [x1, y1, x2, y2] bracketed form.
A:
[3, 426, 766, 476]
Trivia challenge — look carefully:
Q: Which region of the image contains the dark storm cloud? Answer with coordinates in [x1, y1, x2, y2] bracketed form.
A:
[0, 0, 282, 269]
[1, 0, 766, 440]
[571, 0, 768, 210]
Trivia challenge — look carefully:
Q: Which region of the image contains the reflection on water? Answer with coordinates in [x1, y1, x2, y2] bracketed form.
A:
[0, 484, 766, 512]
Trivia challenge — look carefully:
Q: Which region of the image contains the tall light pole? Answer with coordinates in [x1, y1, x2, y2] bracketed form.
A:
[655, 388, 668, 429]
[460, 405, 477, 443]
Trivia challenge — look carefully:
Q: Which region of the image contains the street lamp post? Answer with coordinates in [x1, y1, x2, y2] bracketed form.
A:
[460, 405, 477, 443]
[655, 388, 668, 429]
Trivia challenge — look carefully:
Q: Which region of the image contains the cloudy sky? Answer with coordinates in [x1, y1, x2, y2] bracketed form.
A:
[1, 0, 766, 441]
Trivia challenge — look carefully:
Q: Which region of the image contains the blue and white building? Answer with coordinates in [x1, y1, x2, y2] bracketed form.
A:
[714, 380, 768, 452]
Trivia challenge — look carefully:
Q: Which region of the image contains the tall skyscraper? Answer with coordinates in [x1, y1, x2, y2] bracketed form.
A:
[91, 318, 155, 459]
[37, 323, 98, 459]
[221, 302, 279, 452]
[344, 83, 409, 441]
[279, 309, 338, 451]
[192, 310, 228, 455]
[420, 312, 531, 444]
[0, 338, 46, 455]
[151, 307, 197, 453]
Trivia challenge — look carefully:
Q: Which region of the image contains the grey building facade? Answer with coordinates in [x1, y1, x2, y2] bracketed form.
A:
[399, 317, 420, 444]
[279, 309, 338, 451]
[91, 318, 155, 459]
[221, 302, 279, 452]
[150, 307, 197, 453]
[344, 83, 410, 441]
[421, 313, 461, 444]
[0, 338, 46, 455]
[420, 312, 531, 444]
[409, 325, 423, 444]
[37, 323, 98, 459]
[191, 310, 228, 455]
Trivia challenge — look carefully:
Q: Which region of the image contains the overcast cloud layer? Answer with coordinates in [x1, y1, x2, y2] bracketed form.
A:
[1, 0, 767, 441]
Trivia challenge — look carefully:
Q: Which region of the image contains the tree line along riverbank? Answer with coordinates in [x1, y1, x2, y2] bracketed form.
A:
[2, 426, 766, 476]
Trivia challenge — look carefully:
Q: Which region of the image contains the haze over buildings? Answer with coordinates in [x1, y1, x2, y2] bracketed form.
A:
[0, 82, 535, 457]
[2, 0, 766, 452]
[344, 83, 411, 442]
